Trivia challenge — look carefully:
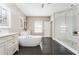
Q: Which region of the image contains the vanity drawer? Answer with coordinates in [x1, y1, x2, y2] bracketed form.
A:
[7, 44, 18, 55]
[0, 43, 7, 55]
[0, 37, 11, 44]
[0, 35, 16, 42]
[6, 35, 17, 40]
[7, 39, 18, 47]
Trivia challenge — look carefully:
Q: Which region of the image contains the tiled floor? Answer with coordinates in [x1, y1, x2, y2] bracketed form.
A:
[14, 45, 42, 55]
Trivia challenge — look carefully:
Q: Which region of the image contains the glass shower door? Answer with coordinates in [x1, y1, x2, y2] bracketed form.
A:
[66, 7, 79, 51]
[54, 6, 79, 52]
[54, 11, 66, 40]
[66, 7, 77, 41]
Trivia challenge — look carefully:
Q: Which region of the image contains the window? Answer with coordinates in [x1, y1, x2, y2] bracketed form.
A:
[0, 4, 11, 28]
[34, 21, 43, 33]
[0, 8, 7, 25]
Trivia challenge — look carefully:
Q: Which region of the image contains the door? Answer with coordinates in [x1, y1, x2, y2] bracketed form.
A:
[54, 11, 66, 40]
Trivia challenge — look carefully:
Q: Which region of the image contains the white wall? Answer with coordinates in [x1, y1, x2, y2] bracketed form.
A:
[3, 3, 26, 33]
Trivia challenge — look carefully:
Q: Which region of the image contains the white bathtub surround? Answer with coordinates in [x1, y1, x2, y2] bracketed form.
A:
[0, 32, 18, 55]
[19, 35, 42, 47]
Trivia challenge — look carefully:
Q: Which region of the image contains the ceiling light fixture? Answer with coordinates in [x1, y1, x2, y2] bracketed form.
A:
[41, 3, 52, 8]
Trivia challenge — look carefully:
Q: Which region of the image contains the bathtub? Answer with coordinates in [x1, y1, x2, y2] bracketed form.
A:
[19, 35, 42, 47]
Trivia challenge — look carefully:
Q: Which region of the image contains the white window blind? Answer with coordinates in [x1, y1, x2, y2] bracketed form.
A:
[34, 20, 43, 33]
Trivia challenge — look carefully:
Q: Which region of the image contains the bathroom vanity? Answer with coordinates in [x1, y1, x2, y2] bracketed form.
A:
[0, 33, 18, 55]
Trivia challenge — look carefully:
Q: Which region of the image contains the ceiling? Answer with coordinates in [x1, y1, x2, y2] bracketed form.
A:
[15, 3, 78, 16]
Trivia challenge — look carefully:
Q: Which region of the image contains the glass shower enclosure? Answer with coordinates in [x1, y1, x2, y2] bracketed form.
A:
[54, 6, 79, 52]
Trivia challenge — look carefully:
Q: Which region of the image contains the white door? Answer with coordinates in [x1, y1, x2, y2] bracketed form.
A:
[43, 21, 51, 37]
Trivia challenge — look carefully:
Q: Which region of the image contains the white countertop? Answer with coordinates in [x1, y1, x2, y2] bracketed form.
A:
[53, 38, 79, 55]
[0, 32, 17, 38]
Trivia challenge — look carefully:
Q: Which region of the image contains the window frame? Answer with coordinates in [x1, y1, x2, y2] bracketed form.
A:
[0, 4, 11, 28]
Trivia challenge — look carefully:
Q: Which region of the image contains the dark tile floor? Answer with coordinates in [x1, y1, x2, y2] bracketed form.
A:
[14, 37, 75, 55]
[14, 45, 42, 55]
[14, 45, 74, 55]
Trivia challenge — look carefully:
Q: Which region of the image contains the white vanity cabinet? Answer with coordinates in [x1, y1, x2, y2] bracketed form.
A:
[0, 33, 18, 55]
[0, 43, 7, 55]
